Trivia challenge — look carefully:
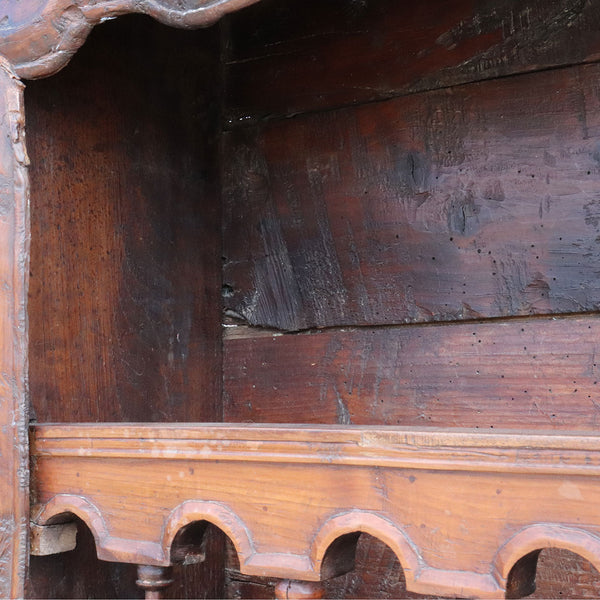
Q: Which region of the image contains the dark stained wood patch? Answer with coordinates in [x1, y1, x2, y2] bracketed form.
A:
[223, 62, 600, 331]
[224, 0, 600, 123]
[224, 315, 600, 430]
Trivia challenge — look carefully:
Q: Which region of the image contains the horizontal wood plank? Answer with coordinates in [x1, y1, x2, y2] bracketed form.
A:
[223, 63, 600, 330]
[224, 315, 600, 430]
[225, 0, 600, 123]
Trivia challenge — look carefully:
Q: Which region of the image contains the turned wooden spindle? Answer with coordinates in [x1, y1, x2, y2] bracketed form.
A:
[274, 580, 325, 600]
[136, 565, 174, 600]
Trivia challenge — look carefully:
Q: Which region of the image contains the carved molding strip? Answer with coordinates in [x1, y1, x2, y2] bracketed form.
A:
[0, 0, 260, 79]
[32, 423, 600, 474]
[31, 423, 600, 599]
[0, 57, 30, 599]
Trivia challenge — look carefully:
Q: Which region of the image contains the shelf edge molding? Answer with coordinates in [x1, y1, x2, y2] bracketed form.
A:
[0, 0, 261, 80]
[31, 423, 600, 599]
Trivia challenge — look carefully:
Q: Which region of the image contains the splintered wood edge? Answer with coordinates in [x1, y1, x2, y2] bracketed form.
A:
[0, 0, 261, 80]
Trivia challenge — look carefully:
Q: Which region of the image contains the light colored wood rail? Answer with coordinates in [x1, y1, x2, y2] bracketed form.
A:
[30, 423, 600, 599]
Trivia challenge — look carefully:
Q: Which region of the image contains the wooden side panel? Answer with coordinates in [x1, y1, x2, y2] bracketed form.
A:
[224, 0, 600, 123]
[27, 15, 223, 423]
[223, 63, 600, 331]
[0, 57, 29, 600]
[25, 16, 224, 599]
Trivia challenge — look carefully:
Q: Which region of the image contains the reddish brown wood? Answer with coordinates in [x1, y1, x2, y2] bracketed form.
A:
[224, 0, 600, 123]
[0, 56, 30, 600]
[274, 580, 324, 600]
[224, 315, 600, 430]
[29, 422, 600, 599]
[26, 15, 224, 422]
[223, 62, 600, 331]
[0, 0, 259, 79]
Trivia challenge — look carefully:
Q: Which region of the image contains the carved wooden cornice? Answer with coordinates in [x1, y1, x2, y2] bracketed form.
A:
[30, 423, 600, 599]
[0, 0, 260, 79]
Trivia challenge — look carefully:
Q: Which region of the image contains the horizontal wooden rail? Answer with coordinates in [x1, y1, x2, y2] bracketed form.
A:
[30, 423, 600, 599]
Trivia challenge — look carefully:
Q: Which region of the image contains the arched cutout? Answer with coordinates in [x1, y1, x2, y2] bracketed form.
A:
[311, 511, 421, 587]
[162, 500, 255, 567]
[32, 494, 109, 551]
[495, 524, 600, 588]
[320, 532, 407, 598]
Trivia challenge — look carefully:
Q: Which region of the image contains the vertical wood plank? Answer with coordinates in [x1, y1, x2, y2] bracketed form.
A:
[25, 15, 224, 599]
[0, 56, 29, 600]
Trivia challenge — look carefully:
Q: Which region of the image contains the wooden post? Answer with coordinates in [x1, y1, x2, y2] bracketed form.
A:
[136, 565, 173, 600]
[274, 580, 325, 600]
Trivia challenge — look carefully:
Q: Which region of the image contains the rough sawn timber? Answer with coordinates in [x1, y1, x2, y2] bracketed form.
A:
[223, 62, 600, 331]
[30, 422, 600, 599]
[224, 0, 600, 124]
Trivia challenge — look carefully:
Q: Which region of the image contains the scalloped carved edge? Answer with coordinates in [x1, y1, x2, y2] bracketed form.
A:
[31, 423, 600, 598]
[0, 0, 260, 79]
[37, 495, 600, 599]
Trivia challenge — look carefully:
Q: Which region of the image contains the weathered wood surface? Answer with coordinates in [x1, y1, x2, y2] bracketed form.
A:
[0, 0, 259, 79]
[223, 62, 600, 331]
[0, 57, 29, 600]
[224, 316, 600, 430]
[30, 422, 600, 599]
[25, 15, 225, 599]
[225, 0, 600, 124]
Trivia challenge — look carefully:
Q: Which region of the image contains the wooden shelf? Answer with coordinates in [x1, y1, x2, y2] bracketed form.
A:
[30, 422, 600, 599]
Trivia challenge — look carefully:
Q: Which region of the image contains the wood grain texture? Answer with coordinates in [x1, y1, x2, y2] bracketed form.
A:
[25, 15, 224, 598]
[224, 315, 600, 430]
[224, 0, 600, 124]
[27, 15, 223, 423]
[223, 63, 600, 331]
[0, 56, 30, 600]
[30, 422, 600, 599]
[0, 0, 259, 79]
